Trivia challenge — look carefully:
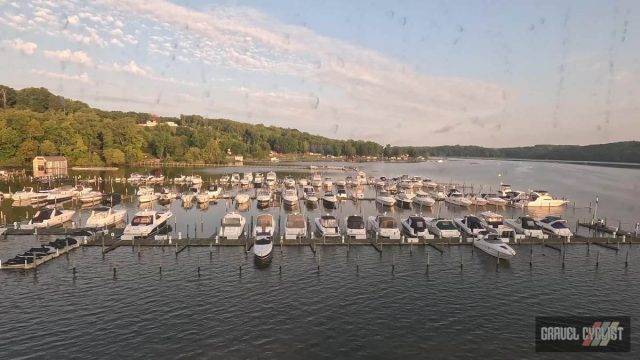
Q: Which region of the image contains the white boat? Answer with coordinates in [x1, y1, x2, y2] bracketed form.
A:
[454, 215, 485, 237]
[137, 186, 157, 203]
[355, 171, 367, 186]
[474, 234, 517, 259]
[220, 175, 230, 183]
[302, 186, 318, 203]
[243, 172, 254, 183]
[368, 215, 401, 239]
[479, 211, 516, 241]
[336, 187, 348, 199]
[158, 188, 178, 202]
[322, 177, 333, 189]
[424, 178, 438, 188]
[85, 206, 127, 228]
[206, 185, 222, 200]
[196, 191, 210, 203]
[219, 212, 246, 240]
[79, 191, 103, 203]
[401, 216, 434, 239]
[265, 171, 277, 187]
[346, 215, 366, 239]
[335, 179, 347, 187]
[283, 177, 296, 188]
[430, 189, 446, 201]
[230, 173, 241, 184]
[282, 189, 299, 209]
[482, 193, 508, 206]
[505, 216, 547, 239]
[445, 189, 472, 207]
[467, 194, 488, 206]
[46, 186, 76, 203]
[315, 215, 340, 237]
[298, 178, 308, 187]
[72, 185, 93, 197]
[376, 190, 396, 207]
[256, 189, 272, 208]
[352, 186, 365, 200]
[121, 210, 172, 240]
[189, 175, 203, 185]
[311, 173, 322, 187]
[239, 178, 250, 188]
[285, 214, 307, 240]
[173, 175, 187, 184]
[253, 213, 275, 239]
[23, 207, 75, 229]
[322, 191, 338, 208]
[12, 187, 46, 201]
[426, 218, 461, 238]
[395, 190, 414, 208]
[514, 191, 569, 208]
[181, 188, 197, 204]
[253, 173, 264, 187]
[235, 192, 250, 205]
[413, 191, 435, 207]
[536, 216, 573, 237]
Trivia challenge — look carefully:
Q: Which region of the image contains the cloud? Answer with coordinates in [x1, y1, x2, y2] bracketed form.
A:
[43, 49, 93, 66]
[30, 69, 91, 83]
[5, 38, 38, 55]
[66, 15, 80, 25]
[112, 60, 149, 76]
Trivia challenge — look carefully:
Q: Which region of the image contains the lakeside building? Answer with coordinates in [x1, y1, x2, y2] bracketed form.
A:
[32, 156, 68, 178]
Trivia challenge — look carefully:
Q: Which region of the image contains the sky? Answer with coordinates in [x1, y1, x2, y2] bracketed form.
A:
[0, 0, 638, 147]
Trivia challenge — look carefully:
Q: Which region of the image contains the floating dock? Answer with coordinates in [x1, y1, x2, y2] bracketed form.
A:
[0, 240, 81, 270]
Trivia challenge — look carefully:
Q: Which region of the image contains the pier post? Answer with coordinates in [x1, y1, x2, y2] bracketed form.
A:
[112, 267, 117, 279]
[596, 251, 600, 268]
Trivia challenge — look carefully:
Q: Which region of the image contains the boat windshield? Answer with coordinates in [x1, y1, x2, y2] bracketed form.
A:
[466, 217, 483, 229]
[320, 217, 338, 227]
[347, 216, 364, 229]
[223, 217, 242, 227]
[521, 218, 539, 229]
[255, 238, 272, 245]
[286, 216, 305, 229]
[410, 217, 426, 230]
[131, 215, 153, 226]
[437, 221, 457, 230]
[379, 217, 396, 228]
[256, 215, 272, 227]
[32, 208, 54, 222]
[551, 221, 568, 229]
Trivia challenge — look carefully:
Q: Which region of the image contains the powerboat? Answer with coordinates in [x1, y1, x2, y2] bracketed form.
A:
[479, 211, 516, 241]
[11, 187, 46, 201]
[367, 215, 401, 239]
[298, 178, 308, 187]
[445, 189, 472, 207]
[355, 171, 367, 186]
[536, 216, 573, 237]
[230, 173, 241, 184]
[181, 188, 196, 204]
[413, 191, 435, 207]
[46, 186, 76, 203]
[513, 191, 569, 208]
[474, 234, 517, 259]
[235, 192, 250, 206]
[219, 212, 246, 240]
[23, 206, 75, 229]
[505, 216, 546, 239]
[79, 191, 103, 203]
[423, 178, 438, 188]
[376, 190, 396, 207]
[430, 188, 446, 201]
[206, 185, 222, 200]
[352, 186, 365, 200]
[303, 186, 318, 203]
[265, 171, 277, 187]
[158, 188, 178, 202]
[426, 218, 461, 238]
[253, 173, 264, 187]
[137, 186, 157, 203]
[220, 174, 230, 184]
[345, 215, 366, 239]
[467, 194, 488, 206]
[401, 216, 433, 239]
[454, 215, 485, 237]
[72, 185, 93, 197]
[253, 213, 275, 239]
[283, 177, 296, 188]
[322, 177, 333, 190]
[196, 191, 210, 204]
[285, 213, 307, 240]
[121, 210, 172, 240]
[311, 173, 322, 187]
[482, 193, 508, 206]
[85, 206, 127, 228]
[188, 175, 203, 185]
[256, 189, 272, 209]
[282, 188, 299, 209]
[336, 186, 348, 200]
[336, 179, 347, 187]
[395, 190, 414, 208]
[243, 172, 254, 183]
[322, 191, 338, 209]
[315, 215, 340, 237]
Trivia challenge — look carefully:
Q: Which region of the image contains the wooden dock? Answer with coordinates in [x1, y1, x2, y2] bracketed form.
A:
[0, 240, 81, 270]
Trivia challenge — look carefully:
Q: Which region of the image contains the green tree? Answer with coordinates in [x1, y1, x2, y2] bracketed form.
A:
[103, 148, 126, 165]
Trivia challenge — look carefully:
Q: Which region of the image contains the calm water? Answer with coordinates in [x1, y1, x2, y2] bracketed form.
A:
[1, 159, 639, 359]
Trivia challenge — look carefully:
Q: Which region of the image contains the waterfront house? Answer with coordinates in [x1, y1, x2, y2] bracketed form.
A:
[32, 156, 68, 178]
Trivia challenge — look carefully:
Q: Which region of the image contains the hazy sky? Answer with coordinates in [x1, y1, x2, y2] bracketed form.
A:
[0, 0, 638, 147]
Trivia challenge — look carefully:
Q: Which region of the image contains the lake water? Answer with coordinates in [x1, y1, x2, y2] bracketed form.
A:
[1, 159, 639, 358]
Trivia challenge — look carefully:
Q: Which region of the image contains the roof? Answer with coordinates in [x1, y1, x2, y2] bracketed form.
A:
[34, 156, 67, 162]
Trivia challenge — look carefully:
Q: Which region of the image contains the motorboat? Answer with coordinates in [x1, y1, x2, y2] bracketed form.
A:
[137, 186, 157, 203]
[322, 177, 333, 190]
[345, 215, 366, 239]
[298, 178, 308, 187]
[219, 212, 246, 240]
[383, 182, 397, 194]
[79, 191, 103, 203]
[206, 184, 222, 200]
[454, 215, 485, 237]
[426, 218, 461, 238]
[505, 216, 547, 239]
[413, 191, 435, 207]
[430, 188, 446, 201]
[282, 189, 299, 209]
[230, 173, 241, 184]
[181, 188, 196, 204]
[482, 193, 508, 206]
[256, 189, 272, 209]
[352, 186, 365, 200]
[12, 187, 46, 201]
[395, 190, 414, 208]
[121, 210, 172, 240]
[355, 171, 367, 186]
[322, 191, 338, 209]
[283, 177, 296, 188]
[376, 190, 396, 207]
[401, 216, 433, 239]
[239, 177, 250, 188]
[46, 186, 76, 203]
[474, 234, 517, 259]
[196, 191, 210, 204]
[235, 192, 250, 205]
[220, 174, 230, 184]
[253, 173, 264, 187]
[158, 188, 178, 202]
[243, 172, 254, 183]
[188, 175, 203, 185]
[23, 206, 75, 229]
[285, 213, 307, 240]
[478, 211, 516, 240]
[368, 215, 401, 239]
[311, 173, 322, 187]
[536, 216, 573, 237]
[72, 185, 93, 197]
[336, 179, 347, 187]
[445, 189, 472, 207]
[336, 186, 348, 200]
[303, 186, 318, 203]
[85, 206, 127, 228]
[513, 191, 569, 208]
[424, 178, 438, 188]
[345, 176, 354, 187]
[253, 213, 275, 239]
[467, 194, 488, 206]
[173, 175, 187, 184]
[265, 171, 277, 187]
[315, 215, 340, 237]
